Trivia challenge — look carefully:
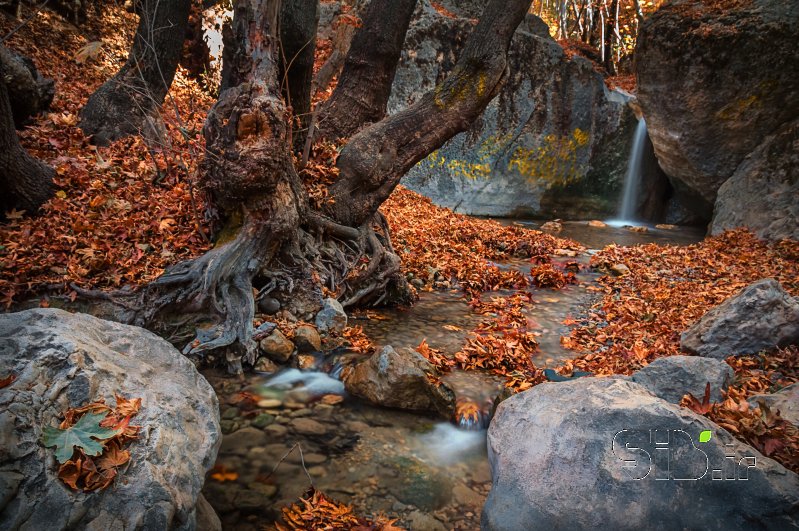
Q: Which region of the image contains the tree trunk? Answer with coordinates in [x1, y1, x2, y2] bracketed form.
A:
[279, 0, 318, 151]
[180, 0, 212, 81]
[0, 45, 54, 127]
[79, 0, 191, 145]
[0, 65, 54, 214]
[327, 0, 533, 227]
[312, 15, 357, 95]
[315, 0, 417, 141]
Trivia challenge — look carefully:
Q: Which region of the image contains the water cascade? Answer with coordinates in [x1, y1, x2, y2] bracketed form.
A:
[617, 118, 648, 222]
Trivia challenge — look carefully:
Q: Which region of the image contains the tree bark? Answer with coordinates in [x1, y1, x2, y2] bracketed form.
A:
[180, 0, 212, 81]
[312, 15, 356, 95]
[315, 0, 417, 141]
[0, 45, 54, 127]
[79, 0, 191, 145]
[327, 0, 533, 227]
[0, 64, 54, 214]
[279, 0, 318, 150]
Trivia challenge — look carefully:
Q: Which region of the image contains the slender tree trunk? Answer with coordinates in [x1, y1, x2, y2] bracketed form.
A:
[327, 0, 533, 227]
[279, 0, 319, 151]
[79, 0, 191, 145]
[603, 0, 617, 74]
[180, 0, 212, 81]
[315, 0, 417, 141]
[0, 66, 54, 214]
[313, 16, 357, 95]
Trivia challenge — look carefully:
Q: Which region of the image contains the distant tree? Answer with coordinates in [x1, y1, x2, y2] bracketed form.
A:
[79, 0, 191, 145]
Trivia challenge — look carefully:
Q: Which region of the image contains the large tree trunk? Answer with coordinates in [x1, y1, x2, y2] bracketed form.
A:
[327, 0, 532, 227]
[279, 0, 318, 151]
[315, 0, 417, 141]
[312, 14, 357, 95]
[101, 0, 532, 373]
[0, 46, 54, 127]
[0, 65, 54, 214]
[79, 0, 191, 145]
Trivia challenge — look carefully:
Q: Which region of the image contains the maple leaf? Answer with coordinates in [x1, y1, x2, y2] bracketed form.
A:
[210, 465, 238, 482]
[682, 383, 713, 415]
[114, 394, 142, 417]
[42, 411, 121, 463]
[97, 443, 130, 471]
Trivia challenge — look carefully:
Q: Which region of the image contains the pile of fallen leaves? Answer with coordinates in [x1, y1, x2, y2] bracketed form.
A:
[0, 4, 213, 307]
[42, 394, 141, 491]
[276, 488, 403, 531]
[382, 186, 581, 296]
[563, 230, 799, 376]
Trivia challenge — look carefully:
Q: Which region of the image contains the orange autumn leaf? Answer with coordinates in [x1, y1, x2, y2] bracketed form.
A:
[210, 465, 238, 483]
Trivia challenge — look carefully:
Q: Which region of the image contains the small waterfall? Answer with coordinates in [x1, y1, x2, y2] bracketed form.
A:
[618, 118, 648, 221]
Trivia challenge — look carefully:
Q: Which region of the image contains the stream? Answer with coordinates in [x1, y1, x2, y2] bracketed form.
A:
[201, 221, 704, 530]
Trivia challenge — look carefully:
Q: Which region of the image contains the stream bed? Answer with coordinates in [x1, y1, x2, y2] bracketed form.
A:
[201, 222, 704, 530]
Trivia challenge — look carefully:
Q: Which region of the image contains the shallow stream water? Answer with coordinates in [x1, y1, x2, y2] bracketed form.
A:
[201, 222, 704, 530]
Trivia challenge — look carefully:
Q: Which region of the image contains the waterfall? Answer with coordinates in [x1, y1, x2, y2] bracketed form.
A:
[617, 118, 648, 221]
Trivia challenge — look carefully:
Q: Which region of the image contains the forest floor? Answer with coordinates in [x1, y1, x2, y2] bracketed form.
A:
[2, 4, 798, 528]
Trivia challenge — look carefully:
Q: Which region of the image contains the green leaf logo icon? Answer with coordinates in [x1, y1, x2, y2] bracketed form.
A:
[699, 430, 712, 443]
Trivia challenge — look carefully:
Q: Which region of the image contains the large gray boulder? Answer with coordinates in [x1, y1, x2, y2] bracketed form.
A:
[391, 2, 641, 220]
[0, 309, 221, 530]
[636, 0, 799, 215]
[631, 355, 733, 403]
[343, 346, 455, 415]
[681, 279, 799, 359]
[710, 117, 799, 241]
[749, 383, 799, 429]
[483, 377, 799, 530]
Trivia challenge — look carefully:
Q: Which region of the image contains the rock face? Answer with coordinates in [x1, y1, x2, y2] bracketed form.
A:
[344, 346, 455, 415]
[681, 279, 799, 359]
[390, 2, 639, 220]
[636, 0, 799, 215]
[630, 355, 733, 403]
[0, 309, 221, 530]
[749, 383, 799, 429]
[710, 117, 799, 241]
[483, 377, 799, 530]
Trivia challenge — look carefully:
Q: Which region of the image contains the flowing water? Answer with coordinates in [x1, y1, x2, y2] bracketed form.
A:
[615, 118, 648, 223]
[201, 223, 704, 530]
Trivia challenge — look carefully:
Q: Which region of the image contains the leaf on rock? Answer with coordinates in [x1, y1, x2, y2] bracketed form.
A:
[42, 411, 121, 463]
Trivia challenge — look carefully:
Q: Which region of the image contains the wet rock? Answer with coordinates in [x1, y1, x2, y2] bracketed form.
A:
[221, 407, 239, 420]
[483, 377, 799, 530]
[388, 456, 452, 512]
[539, 220, 562, 233]
[452, 482, 483, 507]
[588, 220, 607, 228]
[293, 324, 322, 352]
[609, 263, 629, 276]
[394, 2, 637, 220]
[265, 424, 288, 437]
[251, 413, 275, 429]
[636, 0, 799, 214]
[710, 117, 799, 241]
[406, 510, 447, 531]
[749, 383, 799, 428]
[0, 308, 220, 530]
[344, 346, 456, 416]
[290, 418, 327, 436]
[257, 296, 280, 315]
[681, 279, 799, 359]
[232, 489, 271, 512]
[195, 494, 222, 531]
[219, 420, 237, 434]
[219, 427, 269, 456]
[315, 297, 347, 333]
[630, 355, 733, 403]
[259, 329, 294, 363]
[254, 356, 280, 373]
[246, 482, 277, 498]
[257, 398, 282, 409]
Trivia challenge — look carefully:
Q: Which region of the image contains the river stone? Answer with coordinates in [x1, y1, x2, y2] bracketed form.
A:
[219, 427, 269, 456]
[749, 383, 799, 428]
[635, 0, 799, 215]
[483, 377, 799, 530]
[293, 324, 322, 352]
[391, 1, 643, 220]
[0, 308, 221, 530]
[315, 297, 347, 333]
[710, 117, 799, 241]
[630, 355, 733, 403]
[681, 279, 799, 359]
[388, 456, 452, 512]
[259, 329, 294, 363]
[344, 346, 455, 416]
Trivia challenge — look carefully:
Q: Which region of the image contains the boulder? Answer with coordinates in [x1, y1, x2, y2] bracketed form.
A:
[315, 297, 347, 333]
[343, 346, 455, 415]
[636, 0, 799, 214]
[749, 383, 799, 429]
[293, 324, 322, 352]
[710, 117, 799, 241]
[681, 279, 799, 359]
[259, 329, 294, 362]
[391, 2, 641, 220]
[483, 377, 799, 530]
[0, 309, 221, 530]
[630, 355, 733, 403]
